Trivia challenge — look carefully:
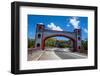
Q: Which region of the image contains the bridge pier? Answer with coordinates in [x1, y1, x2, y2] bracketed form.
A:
[74, 29, 81, 52]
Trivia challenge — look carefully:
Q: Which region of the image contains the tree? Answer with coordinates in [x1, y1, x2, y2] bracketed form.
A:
[45, 38, 56, 47]
[81, 39, 88, 50]
[28, 38, 35, 48]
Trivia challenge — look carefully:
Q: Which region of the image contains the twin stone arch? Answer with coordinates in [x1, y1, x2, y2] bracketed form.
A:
[35, 23, 81, 52]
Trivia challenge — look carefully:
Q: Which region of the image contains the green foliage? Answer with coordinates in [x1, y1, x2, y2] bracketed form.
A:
[81, 40, 88, 50]
[45, 38, 56, 47]
[28, 38, 35, 48]
[45, 38, 71, 48]
[28, 37, 75, 48]
[56, 40, 69, 48]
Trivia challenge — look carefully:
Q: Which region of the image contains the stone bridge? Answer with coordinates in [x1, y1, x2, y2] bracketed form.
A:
[34, 23, 81, 52]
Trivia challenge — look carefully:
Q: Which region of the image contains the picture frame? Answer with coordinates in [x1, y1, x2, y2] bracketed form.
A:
[11, 1, 98, 74]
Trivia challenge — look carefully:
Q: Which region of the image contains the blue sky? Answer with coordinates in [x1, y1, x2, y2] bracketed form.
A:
[28, 15, 88, 40]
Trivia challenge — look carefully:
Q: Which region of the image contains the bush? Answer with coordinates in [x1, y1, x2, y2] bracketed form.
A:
[28, 38, 35, 48]
[82, 40, 88, 50]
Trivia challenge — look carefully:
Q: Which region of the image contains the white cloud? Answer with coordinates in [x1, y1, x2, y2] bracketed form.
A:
[47, 22, 63, 31]
[66, 24, 70, 27]
[84, 28, 88, 33]
[69, 17, 80, 29]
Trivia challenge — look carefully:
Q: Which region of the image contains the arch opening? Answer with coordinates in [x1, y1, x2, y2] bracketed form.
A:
[42, 34, 76, 52]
